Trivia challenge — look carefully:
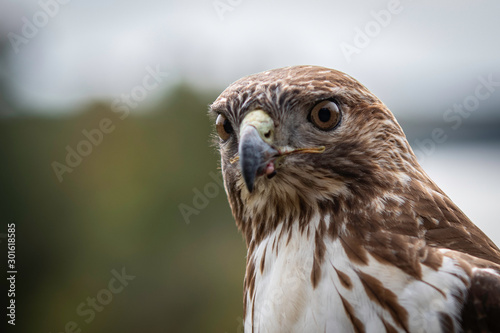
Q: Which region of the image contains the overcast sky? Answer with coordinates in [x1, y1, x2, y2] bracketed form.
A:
[1, 0, 500, 118]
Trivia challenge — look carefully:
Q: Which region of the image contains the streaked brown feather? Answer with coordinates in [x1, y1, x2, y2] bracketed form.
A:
[209, 65, 500, 331]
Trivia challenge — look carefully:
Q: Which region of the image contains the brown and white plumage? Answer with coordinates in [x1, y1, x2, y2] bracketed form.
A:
[209, 65, 500, 332]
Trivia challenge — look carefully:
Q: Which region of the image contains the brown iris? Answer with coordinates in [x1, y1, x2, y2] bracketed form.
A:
[216, 114, 233, 141]
[310, 100, 341, 130]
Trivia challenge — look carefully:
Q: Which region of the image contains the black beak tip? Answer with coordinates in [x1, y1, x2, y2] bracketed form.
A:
[243, 172, 255, 193]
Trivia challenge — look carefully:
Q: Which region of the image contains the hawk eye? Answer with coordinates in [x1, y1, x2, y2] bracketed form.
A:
[309, 100, 341, 131]
[216, 114, 233, 141]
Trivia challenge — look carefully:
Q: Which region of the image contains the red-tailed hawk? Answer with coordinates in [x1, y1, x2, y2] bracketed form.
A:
[209, 65, 500, 332]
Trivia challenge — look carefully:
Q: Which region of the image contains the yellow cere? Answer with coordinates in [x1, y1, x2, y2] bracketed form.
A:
[241, 110, 275, 145]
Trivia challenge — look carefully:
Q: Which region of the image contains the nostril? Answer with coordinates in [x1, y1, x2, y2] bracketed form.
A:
[264, 131, 271, 139]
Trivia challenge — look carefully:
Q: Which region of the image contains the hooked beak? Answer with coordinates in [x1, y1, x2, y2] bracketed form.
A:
[238, 110, 278, 192]
[233, 110, 326, 193]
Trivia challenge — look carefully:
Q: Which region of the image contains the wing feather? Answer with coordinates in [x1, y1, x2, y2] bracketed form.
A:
[461, 269, 500, 332]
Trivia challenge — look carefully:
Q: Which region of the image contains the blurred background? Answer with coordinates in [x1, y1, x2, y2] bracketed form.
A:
[1, 0, 499, 332]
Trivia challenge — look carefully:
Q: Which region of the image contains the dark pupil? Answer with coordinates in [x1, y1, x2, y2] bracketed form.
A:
[223, 119, 233, 134]
[318, 108, 331, 122]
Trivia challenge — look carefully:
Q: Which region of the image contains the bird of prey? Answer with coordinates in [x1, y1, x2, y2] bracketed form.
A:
[209, 65, 500, 333]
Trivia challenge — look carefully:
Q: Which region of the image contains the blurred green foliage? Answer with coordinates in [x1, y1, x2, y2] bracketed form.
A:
[0, 85, 246, 333]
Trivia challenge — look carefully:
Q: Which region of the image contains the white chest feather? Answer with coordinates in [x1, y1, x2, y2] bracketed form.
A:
[244, 217, 470, 333]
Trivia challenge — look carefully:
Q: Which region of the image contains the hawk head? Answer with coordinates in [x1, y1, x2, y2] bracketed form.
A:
[210, 66, 420, 240]
[210, 65, 498, 262]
